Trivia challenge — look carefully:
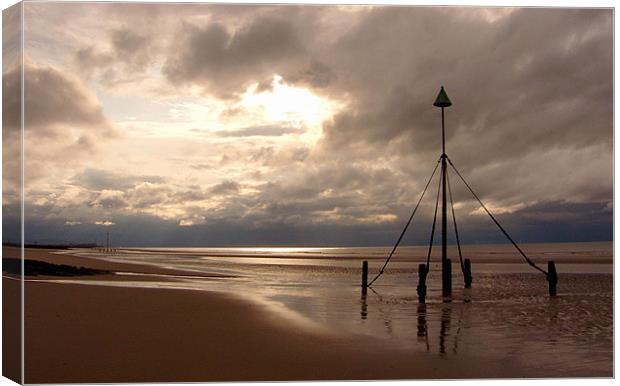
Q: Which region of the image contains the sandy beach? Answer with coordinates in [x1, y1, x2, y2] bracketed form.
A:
[8, 247, 509, 383]
[3, 3, 613, 383]
[2, 246, 611, 382]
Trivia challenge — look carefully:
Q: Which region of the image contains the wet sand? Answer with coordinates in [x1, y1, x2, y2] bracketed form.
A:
[22, 279, 529, 383]
[4, 247, 611, 382]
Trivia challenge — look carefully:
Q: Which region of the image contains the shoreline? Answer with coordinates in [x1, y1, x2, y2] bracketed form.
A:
[105, 242, 613, 264]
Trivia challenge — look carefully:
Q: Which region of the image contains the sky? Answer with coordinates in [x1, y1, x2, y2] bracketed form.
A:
[2, 3, 613, 247]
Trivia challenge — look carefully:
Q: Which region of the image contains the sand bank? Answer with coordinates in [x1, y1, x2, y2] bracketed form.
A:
[3, 246, 227, 279]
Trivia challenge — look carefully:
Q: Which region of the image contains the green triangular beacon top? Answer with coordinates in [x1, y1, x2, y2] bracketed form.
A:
[433, 86, 452, 108]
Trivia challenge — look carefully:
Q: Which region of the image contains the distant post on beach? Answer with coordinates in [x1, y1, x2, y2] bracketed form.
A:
[464, 258, 472, 288]
[361, 261, 368, 295]
[547, 261, 558, 296]
[417, 263, 428, 303]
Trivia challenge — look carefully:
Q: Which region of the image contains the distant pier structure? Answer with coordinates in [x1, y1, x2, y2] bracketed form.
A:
[95, 231, 117, 254]
[364, 87, 557, 300]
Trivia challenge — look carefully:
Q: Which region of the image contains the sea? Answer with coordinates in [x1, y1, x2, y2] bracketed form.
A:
[63, 241, 613, 377]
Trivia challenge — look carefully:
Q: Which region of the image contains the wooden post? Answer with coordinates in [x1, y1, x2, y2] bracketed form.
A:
[463, 258, 472, 288]
[361, 261, 368, 295]
[547, 261, 558, 296]
[417, 263, 428, 303]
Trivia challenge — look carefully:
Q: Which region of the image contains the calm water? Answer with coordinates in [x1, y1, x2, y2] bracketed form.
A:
[63, 242, 613, 376]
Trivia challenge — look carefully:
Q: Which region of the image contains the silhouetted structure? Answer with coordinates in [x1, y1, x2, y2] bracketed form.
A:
[366, 86, 558, 299]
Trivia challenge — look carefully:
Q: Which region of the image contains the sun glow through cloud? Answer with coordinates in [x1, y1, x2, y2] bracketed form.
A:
[141, 75, 342, 145]
[240, 75, 342, 143]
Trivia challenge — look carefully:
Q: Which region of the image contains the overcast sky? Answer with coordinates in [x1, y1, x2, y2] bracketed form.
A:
[2, 4, 613, 247]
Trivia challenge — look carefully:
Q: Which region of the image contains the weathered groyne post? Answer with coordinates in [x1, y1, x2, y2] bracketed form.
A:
[416, 263, 428, 303]
[547, 261, 558, 296]
[361, 260, 368, 295]
[463, 258, 472, 288]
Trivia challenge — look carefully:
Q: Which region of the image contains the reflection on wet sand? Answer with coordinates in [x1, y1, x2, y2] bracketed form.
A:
[439, 306, 451, 355]
[452, 303, 465, 354]
[361, 290, 472, 356]
[360, 294, 367, 320]
[417, 303, 429, 351]
[362, 287, 396, 335]
[462, 287, 472, 303]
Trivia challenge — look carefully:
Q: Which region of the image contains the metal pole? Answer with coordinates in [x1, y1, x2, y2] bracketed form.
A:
[441, 107, 450, 296]
[441, 107, 446, 155]
[433, 86, 453, 297]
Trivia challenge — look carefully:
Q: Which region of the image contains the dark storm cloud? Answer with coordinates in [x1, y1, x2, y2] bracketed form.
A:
[22, 197, 611, 247]
[3, 63, 117, 191]
[319, 8, 612, 161]
[163, 15, 307, 98]
[159, 5, 340, 97]
[17, 211, 401, 247]
[452, 200, 613, 245]
[308, 7, 611, 243]
[3, 64, 113, 136]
